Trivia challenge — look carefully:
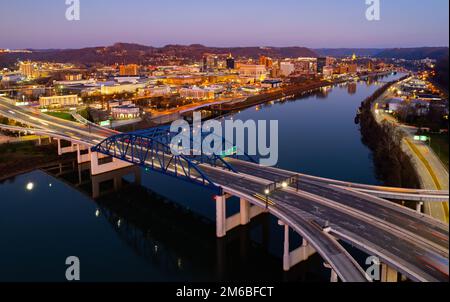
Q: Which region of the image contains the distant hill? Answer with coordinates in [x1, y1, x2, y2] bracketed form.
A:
[2, 43, 447, 66]
[374, 47, 449, 60]
[314, 48, 383, 57]
[0, 43, 317, 66]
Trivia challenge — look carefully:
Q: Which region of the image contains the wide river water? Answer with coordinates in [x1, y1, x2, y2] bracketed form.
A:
[0, 73, 404, 281]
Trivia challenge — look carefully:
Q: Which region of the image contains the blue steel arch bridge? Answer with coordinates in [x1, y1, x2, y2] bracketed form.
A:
[91, 125, 256, 194]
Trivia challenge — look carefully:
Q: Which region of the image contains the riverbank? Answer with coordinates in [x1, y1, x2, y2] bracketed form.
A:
[0, 141, 75, 182]
[211, 79, 336, 112]
[359, 75, 422, 188]
[360, 76, 449, 222]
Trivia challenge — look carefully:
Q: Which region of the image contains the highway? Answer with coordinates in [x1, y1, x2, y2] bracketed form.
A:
[199, 161, 449, 282]
[1, 96, 449, 282]
[372, 78, 449, 222]
[0, 97, 110, 143]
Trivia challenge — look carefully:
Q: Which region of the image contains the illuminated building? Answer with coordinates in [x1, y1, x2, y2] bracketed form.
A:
[226, 54, 235, 70]
[322, 66, 334, 78]
[293, 58, 317, 75]
[238, 64, 267, 80]
[111, 105, 140, 120]
[19, 61, 35, 79]
[39, 95, 79, 108]
[179, 86, 217, 100]
[317, 57, 327, 73]
[165, 75, 204, 86]
[65, 74, 83, 81]
[119, 64, 139, 76]
[261, 79, 282, 88]
[100, 82, 146, 95]
[259, 56, 273, 68]
[138, 85, 172, 97]
[202, 54, 219, 72]
[280, 62, 295, 77]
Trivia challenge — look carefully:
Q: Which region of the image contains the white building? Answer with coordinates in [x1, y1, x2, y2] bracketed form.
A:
[322, 66, 334, 78]
[280, 62, 295, 77]
[1, 73, 24, 82]
[238, 64, 267, 80]
[101, 82, 146, 95]
[39, 95, 79, 108]
[179, 86, 216, 100]
[111, 105, 140, 120]
[139, 85, 172, 97]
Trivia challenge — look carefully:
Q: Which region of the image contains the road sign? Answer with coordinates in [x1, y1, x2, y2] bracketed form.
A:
[414, 135, 429, 142]
[99, 120, 111, 127]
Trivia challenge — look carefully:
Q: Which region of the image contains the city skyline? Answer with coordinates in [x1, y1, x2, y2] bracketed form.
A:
[0, 0, 448, 49]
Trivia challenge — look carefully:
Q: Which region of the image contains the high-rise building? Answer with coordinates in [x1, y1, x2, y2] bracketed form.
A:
[280, 62, 295, 77]
[202, 54, 219, 72]
[226, 54, 235, 70]
[19, 61, 35, 79]
[119, 64, 139, 76]
[259, 56, 267, 66]
[317, 57, 327, 73]
[259, 55, 273, 68]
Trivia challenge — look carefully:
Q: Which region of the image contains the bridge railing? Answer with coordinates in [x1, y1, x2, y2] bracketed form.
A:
[91, 132, 225, 194]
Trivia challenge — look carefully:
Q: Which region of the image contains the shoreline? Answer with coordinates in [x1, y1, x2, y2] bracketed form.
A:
[124, 72, 393, 131]
[359, 75, 449, 222]
[0, 141, 76, 182]
[359, 75, 421, 188]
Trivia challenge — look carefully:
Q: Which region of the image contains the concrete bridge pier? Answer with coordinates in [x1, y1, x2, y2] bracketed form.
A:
[215, 195, 267, 238]
[381, 263, 398, 282]
[279, 220, 316, 272]
[416, 202, 424, 213]
[76, 144, 91, 164]
[56, 138, 77, 156]
[323, 263, 339, 282]
[90, 151, 133, 176]
[91, 166, 142, 198]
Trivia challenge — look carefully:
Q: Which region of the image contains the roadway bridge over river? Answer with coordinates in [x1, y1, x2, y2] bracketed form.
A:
[0, 96, 449, 282]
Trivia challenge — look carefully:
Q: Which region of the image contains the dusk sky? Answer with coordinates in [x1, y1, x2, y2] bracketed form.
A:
[1, 0, 448, 49]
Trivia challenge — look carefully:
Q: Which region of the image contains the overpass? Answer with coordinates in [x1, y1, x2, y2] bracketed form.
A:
[0, 96, 449, 282]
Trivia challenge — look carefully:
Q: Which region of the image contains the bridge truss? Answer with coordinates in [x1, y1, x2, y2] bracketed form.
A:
[91, 126, 255, 193]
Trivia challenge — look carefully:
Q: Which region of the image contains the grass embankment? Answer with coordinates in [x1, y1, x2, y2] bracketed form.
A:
[45, 111, 75, 121]
[429, 133, 449, 170]
[44, 109, 90, 122]
[0, 141, 73, 180]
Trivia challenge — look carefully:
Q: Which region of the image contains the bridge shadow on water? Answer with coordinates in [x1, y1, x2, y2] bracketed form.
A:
[43, 160, 331, 282]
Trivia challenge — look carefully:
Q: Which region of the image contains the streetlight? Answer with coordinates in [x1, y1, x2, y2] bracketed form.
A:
[264, 188, 270, 209]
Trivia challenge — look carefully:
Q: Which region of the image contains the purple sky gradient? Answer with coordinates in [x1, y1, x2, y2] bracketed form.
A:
[0, 0, 448, 49]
